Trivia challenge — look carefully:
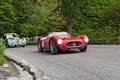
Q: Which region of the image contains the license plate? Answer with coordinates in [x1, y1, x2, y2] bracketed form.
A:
[70, 48, 77, 51]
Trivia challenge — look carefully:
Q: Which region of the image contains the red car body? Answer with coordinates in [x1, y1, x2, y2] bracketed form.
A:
[36, 32, 89, 55]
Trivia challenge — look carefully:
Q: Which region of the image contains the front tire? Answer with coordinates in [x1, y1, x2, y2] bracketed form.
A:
[80, 46, 87, 52]
[49, 39, 58, 55]
[37, 41, 43, 52]
[22, 45, 25, 47]
[14, 45, 17, 47]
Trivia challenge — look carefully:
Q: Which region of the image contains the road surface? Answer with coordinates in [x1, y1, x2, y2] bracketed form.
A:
[5, 45, 120, 80]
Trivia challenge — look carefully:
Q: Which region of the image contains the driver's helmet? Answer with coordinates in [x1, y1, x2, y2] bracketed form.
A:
[46, 31, 51, 35]
[57, 29, 60, 32]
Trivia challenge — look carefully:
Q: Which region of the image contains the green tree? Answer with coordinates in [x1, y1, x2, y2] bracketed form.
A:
[13, 0, 48, 25]
[73, 0, 117, 35]
[37, 0, 65, 32]
[55, 0, 79, 33]
[103, 0, 120, 34]
[0, 0, 16, 36]
[12, 0, 49, 36]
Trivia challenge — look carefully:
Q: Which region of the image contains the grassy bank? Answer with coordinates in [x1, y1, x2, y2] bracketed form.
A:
[0, 39, 5, 65]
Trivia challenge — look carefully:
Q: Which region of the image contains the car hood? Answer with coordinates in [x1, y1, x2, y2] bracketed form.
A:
[8, 37, 15, 40]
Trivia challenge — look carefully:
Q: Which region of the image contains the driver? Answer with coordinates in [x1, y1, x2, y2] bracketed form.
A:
[41, 31, 51, 41]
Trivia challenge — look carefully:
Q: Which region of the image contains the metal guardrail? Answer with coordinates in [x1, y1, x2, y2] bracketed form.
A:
[89, 38, 120, 45]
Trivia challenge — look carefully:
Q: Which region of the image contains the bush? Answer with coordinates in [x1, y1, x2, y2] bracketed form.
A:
[74, 27, 118, 44]
[0, 39, 5, 65]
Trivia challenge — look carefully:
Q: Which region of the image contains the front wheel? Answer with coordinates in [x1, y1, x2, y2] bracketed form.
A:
[22, 45, 25, 47]
[49, 40, 58, 55]
[37, 41, 43, 52]
[80, 46, 87, 52]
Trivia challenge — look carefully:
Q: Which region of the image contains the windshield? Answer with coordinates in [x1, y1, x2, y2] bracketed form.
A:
[5, 33, 18, 39]
[6, 34, 13, 38]
[48, 32, 71, 38]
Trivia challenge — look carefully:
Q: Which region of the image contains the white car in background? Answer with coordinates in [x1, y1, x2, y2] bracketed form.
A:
[3, 33, 26, 47]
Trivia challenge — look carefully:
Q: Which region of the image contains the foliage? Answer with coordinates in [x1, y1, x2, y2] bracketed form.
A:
[72, 26, 118, 44]
[0, 39, 5, 65]
[19, 24, 47, 37]
[104, 0, 120, 22]
[74, 0, 117, 30]
[103, 0, 120, 33]
[55, 0, 79, 33]
[0, 0, 119, 44]
[0, 0, 16, 37]
[0, 0, 49, 37]
[37, 0, 66, 32]
[72, 0, 119, 43]
[13, 0, 48, 25]
[12, 0, 49, 36]
[78, 27, 117, 41]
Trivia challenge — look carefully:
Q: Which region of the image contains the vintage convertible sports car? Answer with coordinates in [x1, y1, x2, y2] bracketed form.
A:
[3, 33, 26, 47]
[36, 32, 89, 55]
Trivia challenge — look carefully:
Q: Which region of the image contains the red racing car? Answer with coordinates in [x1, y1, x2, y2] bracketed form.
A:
[36, 32, 89, 55]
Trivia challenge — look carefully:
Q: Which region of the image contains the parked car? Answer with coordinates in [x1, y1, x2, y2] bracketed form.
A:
[36, 32, 89, 55]
[3, 33, 26, 47]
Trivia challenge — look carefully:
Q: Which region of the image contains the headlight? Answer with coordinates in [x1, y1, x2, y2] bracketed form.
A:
[57, 39, 62, 45]
[8, 39, 11, 42]
[23, 38, 26, 43]
[84, 37, 89, 43]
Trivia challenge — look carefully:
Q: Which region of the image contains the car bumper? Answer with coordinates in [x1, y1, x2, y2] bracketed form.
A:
[57, 40, 88, 51]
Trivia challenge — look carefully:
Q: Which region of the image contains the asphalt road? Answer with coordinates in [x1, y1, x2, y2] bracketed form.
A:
[5, 45, 120, 80]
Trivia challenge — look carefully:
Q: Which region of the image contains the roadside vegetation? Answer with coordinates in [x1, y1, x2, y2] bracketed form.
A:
[0, 0, 120, 44]
[0, 39, 5, 65]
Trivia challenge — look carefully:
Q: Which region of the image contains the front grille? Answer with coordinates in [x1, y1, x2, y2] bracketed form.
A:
[66, 41, 82, 47]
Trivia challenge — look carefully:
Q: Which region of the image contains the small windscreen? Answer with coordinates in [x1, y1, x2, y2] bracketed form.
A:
[6, 34, 13, 38]
[48, 32, 71, 38]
